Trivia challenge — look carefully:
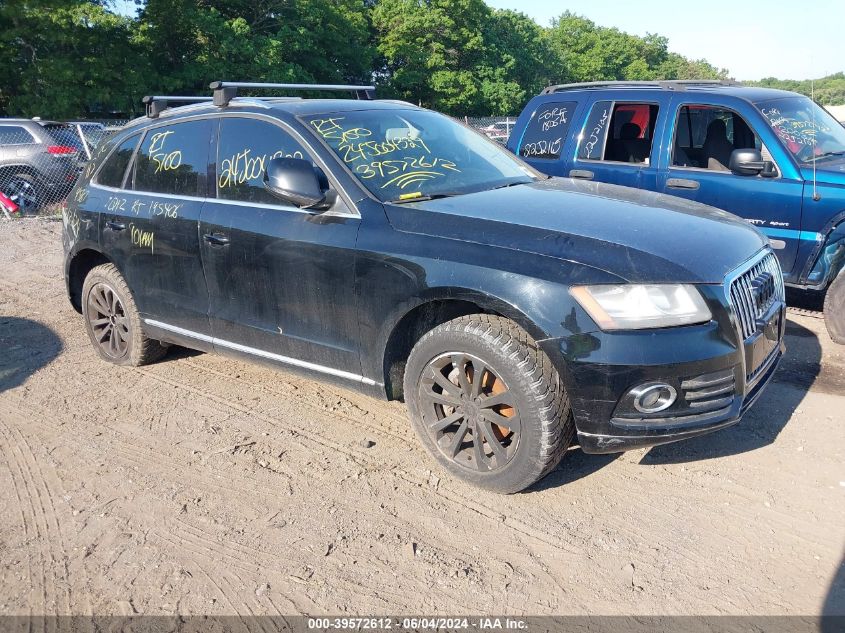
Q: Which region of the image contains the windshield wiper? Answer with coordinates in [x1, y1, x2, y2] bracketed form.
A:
[807, 150, 845, 163]
[388, 192, 464, 204]
[489, 179, 535, 191]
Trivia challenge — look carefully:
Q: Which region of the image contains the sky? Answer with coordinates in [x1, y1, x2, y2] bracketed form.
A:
[486, 0, 844, 80]
[111, 0, 843, 81]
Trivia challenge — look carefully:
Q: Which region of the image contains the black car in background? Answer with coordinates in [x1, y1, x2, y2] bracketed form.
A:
[62, 82, 785, 493]
[0, 118, 81, 213]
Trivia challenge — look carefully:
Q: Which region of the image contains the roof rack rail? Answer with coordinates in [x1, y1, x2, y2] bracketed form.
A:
[540, 79, 742, 94]
[210, 81, 376, 107]
[142, 95, 213, 118]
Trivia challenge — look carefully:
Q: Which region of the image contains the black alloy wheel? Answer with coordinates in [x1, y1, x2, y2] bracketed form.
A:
[419, 352, 521, 472]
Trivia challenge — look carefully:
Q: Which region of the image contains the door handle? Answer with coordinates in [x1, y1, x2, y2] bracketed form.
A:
[569, 169, 594, 180]
[666, 178, 700, 190]
[105, 221, 126, 231]
[203, 233, 230, 246]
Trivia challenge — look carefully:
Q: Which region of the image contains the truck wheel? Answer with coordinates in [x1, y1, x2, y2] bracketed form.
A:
[824, 267, 845, 344]
[82, 263, 168, 366]
[2, 174, 40, 215]
[404, 314, 574, 493]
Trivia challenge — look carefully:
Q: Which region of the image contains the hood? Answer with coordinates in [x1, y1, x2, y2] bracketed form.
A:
[385, 177, 768, 284]
[801, 160, 845, 186]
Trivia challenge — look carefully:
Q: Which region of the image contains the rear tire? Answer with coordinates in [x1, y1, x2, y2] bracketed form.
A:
[82, 263, 168, 366]
[824, 267, 845, 344]
[2, 173, 40, 215]
[403, 314, 574, 494]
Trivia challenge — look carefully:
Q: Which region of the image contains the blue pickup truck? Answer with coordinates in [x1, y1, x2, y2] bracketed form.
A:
[507, 80, 845, 343]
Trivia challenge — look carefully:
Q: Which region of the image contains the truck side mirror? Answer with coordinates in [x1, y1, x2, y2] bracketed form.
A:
[729, 148, 774, 177]
[264, 157, 333, 210]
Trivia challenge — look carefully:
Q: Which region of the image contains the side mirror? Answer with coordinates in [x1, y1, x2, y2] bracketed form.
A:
[264, 157, 331, 209]
[729, 148, 774, 177]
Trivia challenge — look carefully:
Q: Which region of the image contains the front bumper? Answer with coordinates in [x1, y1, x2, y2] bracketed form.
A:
[539, 286, 786, 454]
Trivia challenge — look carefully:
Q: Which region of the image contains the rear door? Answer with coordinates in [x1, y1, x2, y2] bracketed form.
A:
[200, 114, 362, 377]
[102, 118, 213, 339]
[570, 99, 665, 190]
[657, 98, 804, 275]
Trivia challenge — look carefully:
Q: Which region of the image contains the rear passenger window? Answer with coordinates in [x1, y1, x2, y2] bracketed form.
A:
[133, 120, 211, 196]
[0, 126, 35, 145]
[577, 101, 659, 164]
[216, 117, 309, 204]
[96, 134, 139, 188]
[517, 101, 577, 160]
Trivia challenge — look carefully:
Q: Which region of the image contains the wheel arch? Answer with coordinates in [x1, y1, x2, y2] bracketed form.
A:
[66, 248, 114, 313]
[378, 288, 550, 401]
[802, 211, 845, 289]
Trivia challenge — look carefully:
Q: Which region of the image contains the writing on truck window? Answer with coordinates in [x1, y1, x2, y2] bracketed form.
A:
[577, 102, 611, 160]
[216, 118, 311, 204]
[757, 97, 845, 165]
[310, 116, 460, 190]
[518, 101, 576, 160]
[305, 110, 534, 202]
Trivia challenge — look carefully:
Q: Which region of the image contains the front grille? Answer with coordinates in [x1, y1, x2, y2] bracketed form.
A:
[728, 252, 785, 340]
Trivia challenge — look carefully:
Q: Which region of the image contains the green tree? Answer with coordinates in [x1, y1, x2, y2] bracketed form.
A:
[0, 0, 143, 117]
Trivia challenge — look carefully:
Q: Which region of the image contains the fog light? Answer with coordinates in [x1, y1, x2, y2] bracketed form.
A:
[631, 383, 677, 414]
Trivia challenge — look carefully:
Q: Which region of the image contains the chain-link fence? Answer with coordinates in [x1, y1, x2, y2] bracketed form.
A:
[0, 119, 127, 218]
[462, 116, 517, 145]
[0, 115, 517, 219]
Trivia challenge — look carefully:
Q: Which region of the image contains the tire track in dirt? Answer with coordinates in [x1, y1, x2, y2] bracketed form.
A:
[0, 419, 62, 616]
[8, 423, 80, 615]
[134, 365, 591, 557]
[0, 425, 36, 617]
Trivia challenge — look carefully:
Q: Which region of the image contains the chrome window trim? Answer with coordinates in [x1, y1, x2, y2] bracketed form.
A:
[145, 319, 376, 386]
[89, 181, 207, 203]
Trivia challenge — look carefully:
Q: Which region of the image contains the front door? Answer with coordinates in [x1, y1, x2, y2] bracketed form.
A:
[658, 102, 804, 275]
[199, 115, 363, 379]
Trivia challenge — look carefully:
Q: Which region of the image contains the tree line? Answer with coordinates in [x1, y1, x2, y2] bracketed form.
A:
[0, 0, 739, 119]
[748, 73, 845, 107]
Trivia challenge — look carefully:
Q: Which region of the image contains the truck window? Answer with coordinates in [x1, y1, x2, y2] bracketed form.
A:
[0, 125, 35, 145]
[673, 105, 762, 171]
[517, 101, 577, 160]
[577, 102, 658, 165]
[216, 117, 310, 205]
[132, 119, 212, 196]
[95, 134, 140, 189]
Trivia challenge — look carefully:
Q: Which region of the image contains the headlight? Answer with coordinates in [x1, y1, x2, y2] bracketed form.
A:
[570, 284, 712, 330]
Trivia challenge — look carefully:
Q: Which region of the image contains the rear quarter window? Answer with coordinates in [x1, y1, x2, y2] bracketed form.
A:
[517, 101, 577, 160]
[95, 134, 140, 189]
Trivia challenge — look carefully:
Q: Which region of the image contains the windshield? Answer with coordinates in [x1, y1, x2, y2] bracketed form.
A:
[757, 97, 845, 165]
[304, 109, 537, 202]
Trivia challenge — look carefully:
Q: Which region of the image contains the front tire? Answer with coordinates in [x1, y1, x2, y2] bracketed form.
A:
[404, 315, 574, 493]
[824, 267, 845, 344]
[82, 263, 168, 366]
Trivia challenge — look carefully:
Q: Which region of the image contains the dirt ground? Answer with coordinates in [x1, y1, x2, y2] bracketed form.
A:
[1, 217, 843, 617]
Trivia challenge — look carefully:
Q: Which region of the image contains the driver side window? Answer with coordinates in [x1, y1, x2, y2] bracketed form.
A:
[217, 117, 311, 204]
[673, 105, 765, 171]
